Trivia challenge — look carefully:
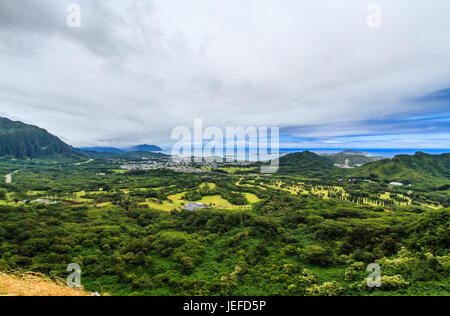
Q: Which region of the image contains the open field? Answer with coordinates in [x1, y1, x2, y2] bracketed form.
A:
[139, 184, 260, 211]
[217, 167, 258, 174]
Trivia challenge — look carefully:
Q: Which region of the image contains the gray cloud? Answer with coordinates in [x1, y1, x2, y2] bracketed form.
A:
[0, 0, 449, 148]
[0, 0, 127, 57]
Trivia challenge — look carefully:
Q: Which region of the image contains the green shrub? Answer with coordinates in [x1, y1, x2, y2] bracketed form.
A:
[300, 245, 333, 266]
[306, 281, 344, 296]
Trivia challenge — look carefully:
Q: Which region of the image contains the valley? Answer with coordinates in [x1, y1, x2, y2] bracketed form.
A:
[2, 0, 449, 299]
[0, 152, 448, 296]
[0, 117, 448, 297]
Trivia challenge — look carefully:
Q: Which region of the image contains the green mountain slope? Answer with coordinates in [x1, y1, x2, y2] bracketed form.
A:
[325, 151, 383, 167]
[278, 151, 339, 177]
[275, 150, 449, 185]
[349, 152, 450, 184]
[0, 117, 76, 158]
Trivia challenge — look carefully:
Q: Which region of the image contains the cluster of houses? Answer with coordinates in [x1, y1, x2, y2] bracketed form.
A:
[183, 202, 209, 211]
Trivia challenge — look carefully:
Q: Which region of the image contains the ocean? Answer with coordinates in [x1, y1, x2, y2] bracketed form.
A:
[161, 148, 450, 162]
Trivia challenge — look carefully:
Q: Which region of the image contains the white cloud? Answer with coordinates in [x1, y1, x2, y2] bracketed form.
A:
[0, 0, 449, 148]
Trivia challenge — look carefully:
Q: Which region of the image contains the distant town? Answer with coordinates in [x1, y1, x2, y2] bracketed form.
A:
[118, 154, 253, 173]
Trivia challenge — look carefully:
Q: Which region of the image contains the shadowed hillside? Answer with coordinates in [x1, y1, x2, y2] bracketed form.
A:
[0, 117, 77, 159]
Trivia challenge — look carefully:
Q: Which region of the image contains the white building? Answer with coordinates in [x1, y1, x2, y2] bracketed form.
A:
[5, 174, 11, 184]
[184, 203, 209, 211]
[389, 182, 404, 186]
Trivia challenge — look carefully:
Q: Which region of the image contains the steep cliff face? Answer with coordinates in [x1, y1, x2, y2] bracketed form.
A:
[0, 117, 74, 158]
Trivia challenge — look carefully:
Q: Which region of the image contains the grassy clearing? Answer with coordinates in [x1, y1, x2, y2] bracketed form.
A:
[140, 192, 186, 212]
[200, 183, 217, 190]
[199, 195, 234, 208]
[27, 191, 47, 196]
[74, 159, 94, 166]
[95, 202, 113, 208]
[112, 169, 128, 174]
[0, 199, 21, 206]
[140, 190, 253, 211]
[218, 167, 258, 174]
[243, 193, 260, 204]
[141, 200, 179, 212]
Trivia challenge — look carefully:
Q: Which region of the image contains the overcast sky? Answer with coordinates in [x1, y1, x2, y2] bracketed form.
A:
[0, 0, 449, 149]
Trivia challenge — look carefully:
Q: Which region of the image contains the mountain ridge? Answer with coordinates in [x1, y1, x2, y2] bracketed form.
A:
[0, 117, 77, 158]
[277, 150, 449, 184]
[80, 144, 162, 153]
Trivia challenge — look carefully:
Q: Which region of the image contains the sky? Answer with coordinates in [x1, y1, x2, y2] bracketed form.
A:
[0, 0, 449, 149]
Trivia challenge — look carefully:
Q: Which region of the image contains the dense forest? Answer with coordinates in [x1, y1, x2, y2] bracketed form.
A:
[0, 120, 448, 296]
[0, 159, 448, 296]
[348, 152, 450, 185]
